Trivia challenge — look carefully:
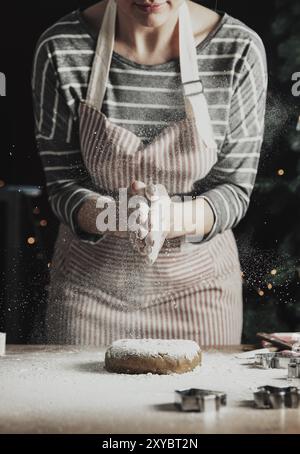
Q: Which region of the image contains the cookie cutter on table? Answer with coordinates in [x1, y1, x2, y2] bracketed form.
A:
[254, 352, 291, 369]
[175, 388, 227, 412]
[254, 386, 300, 409]
[288, 358, 300, 379]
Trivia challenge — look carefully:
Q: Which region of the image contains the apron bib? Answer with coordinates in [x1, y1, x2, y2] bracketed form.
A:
[46, 0, 243, 347]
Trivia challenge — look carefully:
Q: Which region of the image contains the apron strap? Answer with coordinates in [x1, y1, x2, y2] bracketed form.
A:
[86, 0, 117, 107]
[179, 1, 216, 148]
[86, 0, 216, 149]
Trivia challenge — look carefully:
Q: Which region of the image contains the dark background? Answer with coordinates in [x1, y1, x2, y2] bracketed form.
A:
[0, 0, 299, 343]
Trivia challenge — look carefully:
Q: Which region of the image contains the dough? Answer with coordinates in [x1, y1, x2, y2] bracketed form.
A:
[105, 339, 202, 374]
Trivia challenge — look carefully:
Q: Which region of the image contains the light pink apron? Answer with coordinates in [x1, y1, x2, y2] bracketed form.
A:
[46, 0, 243, 347]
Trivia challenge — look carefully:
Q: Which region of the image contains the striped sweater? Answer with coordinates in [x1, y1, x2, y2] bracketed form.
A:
[31, 7, 268, 244]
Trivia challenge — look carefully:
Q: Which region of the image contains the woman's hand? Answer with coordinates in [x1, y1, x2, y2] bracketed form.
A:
[114, 182, 149, 239]
[130, 181, 182, 264]
[130, 180, 216, 264]
[77, 181, 149, 239]
[125, 181, 170, 263]
[143, 182, 172, 264]
[127, 180, 150, 247]
[77, 180, 215, 257]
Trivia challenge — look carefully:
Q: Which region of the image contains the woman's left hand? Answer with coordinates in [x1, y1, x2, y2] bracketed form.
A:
[130, 180, 177, 264]
[144, 182, 173, 264]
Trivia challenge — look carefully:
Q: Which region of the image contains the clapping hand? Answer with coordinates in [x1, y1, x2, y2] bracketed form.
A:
[129, 180, 173, 264]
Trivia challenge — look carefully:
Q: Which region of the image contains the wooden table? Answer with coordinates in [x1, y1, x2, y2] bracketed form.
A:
[0, 345, 299, 434]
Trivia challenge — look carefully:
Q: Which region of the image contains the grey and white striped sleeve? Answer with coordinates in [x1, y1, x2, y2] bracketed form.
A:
[195, 36, 268, 241]
[31, 38, 103, 244]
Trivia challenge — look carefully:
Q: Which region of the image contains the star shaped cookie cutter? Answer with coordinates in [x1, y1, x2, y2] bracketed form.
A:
[254, 386, 300, 409]
[254, 352, 291, 369]
[288, 358, 300, 379]
[175, 388, 227, 412]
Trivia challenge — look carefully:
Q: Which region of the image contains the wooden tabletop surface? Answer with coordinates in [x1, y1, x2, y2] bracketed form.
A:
[0, 345, 299, 434]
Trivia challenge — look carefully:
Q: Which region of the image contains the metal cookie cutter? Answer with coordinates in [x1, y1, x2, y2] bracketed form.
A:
[175, 388, 227, 412]
[288, 358, 300, 379]
[255, 352, 290, 369]
[254, 386, 300, 409]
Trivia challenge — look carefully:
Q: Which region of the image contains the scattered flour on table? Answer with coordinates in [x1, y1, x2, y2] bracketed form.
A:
[0, 348, 295, 433]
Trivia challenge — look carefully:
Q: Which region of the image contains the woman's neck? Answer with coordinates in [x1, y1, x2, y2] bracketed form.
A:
[114, 7, 180, 65]
[81, 0, 222, 66]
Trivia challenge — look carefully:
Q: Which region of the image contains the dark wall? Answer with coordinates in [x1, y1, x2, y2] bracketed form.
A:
[0, 1, 296, 342]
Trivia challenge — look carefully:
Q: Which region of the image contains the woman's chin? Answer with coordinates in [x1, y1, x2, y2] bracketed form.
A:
[132, 1, 172, 26]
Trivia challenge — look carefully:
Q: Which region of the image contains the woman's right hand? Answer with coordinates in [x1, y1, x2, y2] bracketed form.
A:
[113, 181, 150, 240]
[78, 182, 149, 239]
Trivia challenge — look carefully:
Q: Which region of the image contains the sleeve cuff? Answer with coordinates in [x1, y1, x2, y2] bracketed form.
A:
[198, 195, 219, 242]
[69, 192, 107, 245]
[184, 194, 219, 244]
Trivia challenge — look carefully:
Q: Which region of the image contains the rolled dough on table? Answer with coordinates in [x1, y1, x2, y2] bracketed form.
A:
[105, 339, 202, 375]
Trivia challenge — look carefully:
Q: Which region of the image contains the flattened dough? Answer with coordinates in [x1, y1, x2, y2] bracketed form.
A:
[105, 339, 202, 374]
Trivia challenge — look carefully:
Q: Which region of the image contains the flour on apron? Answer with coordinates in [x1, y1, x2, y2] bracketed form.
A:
[46, 0, 243, 347]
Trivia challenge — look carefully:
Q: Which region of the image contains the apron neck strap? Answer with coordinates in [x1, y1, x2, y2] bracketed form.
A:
[86, 0, 117, 106]
[179, 1, 203, 93]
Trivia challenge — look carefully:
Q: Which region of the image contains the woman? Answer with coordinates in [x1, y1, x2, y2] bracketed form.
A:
[32, 0, 268, 346]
